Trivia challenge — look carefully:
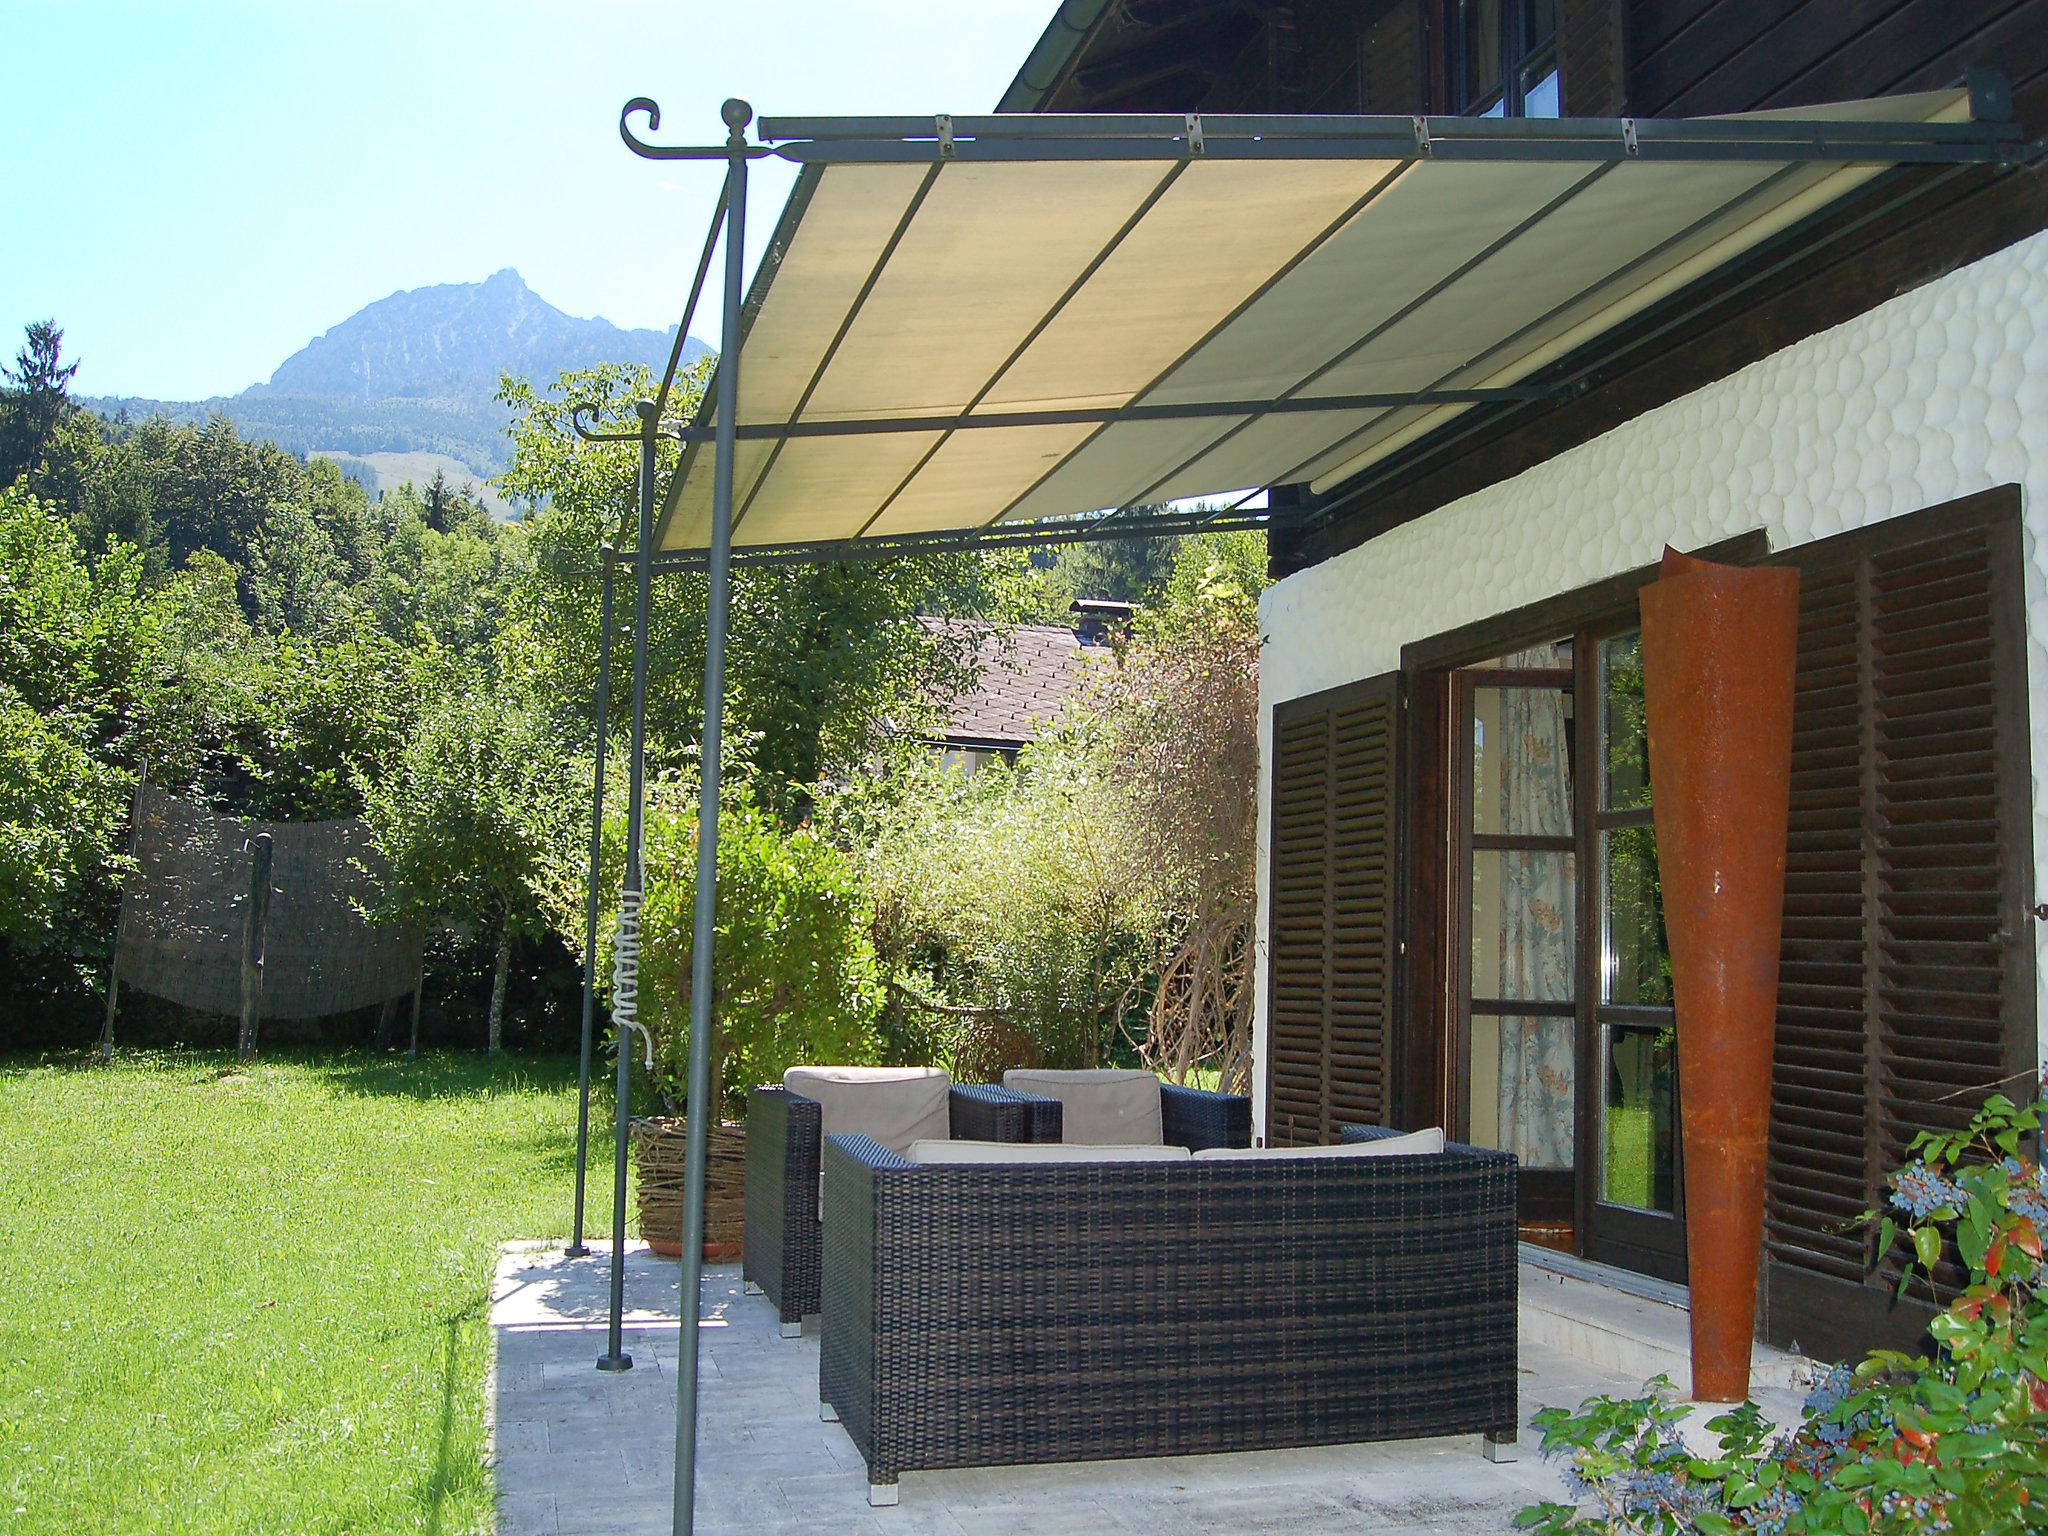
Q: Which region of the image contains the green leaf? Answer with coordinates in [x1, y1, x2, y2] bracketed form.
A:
[1915, 1223, 1944, 1270]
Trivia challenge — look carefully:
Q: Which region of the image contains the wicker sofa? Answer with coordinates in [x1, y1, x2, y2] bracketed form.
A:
[817, 1124, 1519, 1503]
[742, 1076, 1056, 1332]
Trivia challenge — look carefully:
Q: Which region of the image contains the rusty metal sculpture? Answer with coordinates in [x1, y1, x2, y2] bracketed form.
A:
[1639, 548, 1800, 1403]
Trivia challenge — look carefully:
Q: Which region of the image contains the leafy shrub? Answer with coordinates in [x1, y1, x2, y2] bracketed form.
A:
[629, 779, 882, 1119]
[1520, 1082, 2048, 1536]
[828, 736, 1161, 1081]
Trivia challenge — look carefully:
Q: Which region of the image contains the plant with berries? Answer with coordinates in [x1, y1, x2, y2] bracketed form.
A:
[1518, 1080, 2048, 1535]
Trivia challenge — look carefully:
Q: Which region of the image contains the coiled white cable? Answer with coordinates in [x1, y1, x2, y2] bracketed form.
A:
[610, 885, 655, 1070]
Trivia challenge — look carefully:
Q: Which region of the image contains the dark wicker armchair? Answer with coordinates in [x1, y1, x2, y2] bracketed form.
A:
[1008, 1075, 1252, 1148]
[818, 1125, 1519, 1503]
[742, 1081, 1057, 1333]
[1161, 1080, 1253, 1148]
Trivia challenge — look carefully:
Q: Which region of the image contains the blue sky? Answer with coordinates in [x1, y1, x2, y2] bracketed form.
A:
[0, 1, 1055, 400]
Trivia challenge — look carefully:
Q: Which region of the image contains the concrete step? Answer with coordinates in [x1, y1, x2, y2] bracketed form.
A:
[1518, 1247, 1814, 1404]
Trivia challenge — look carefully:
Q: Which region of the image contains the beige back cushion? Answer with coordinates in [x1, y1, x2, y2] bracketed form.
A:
[1190, 1127, 1447, 1161]
[906, 1140, 1190, 1165]
[784, 1065, 952, 1156]
[1002, 1068, 1163, 1145]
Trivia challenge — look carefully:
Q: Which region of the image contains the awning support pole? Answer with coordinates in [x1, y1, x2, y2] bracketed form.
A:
[598, 418, 660, 1375]
[568, 544, 618, 1260]
[672, 97, 751, 1536]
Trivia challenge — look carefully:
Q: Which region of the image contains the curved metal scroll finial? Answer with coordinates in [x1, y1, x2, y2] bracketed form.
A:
[620, 95, 759, 159]
[570, 401, 609, 441]
[569, 401, 642, 444]
[619, 97, 666, 158]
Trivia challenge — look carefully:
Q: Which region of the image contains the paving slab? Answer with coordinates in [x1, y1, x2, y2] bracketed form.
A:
[490, 1243, 1648, 1536]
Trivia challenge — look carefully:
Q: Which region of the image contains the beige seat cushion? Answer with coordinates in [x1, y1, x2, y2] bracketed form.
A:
[1002, 1068, 1163, 1146]
[906, 1140, 1190, 1165]
[1190, 1127, 1447, 1161]
[784, 1065, 952, 1157]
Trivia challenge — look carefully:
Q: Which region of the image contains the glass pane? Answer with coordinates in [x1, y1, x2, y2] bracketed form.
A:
[1471, 685, 1574, 837]
[1522, 66, 1561, 118]
[1459, 0, 1503, 109]
[1600, 630, 1650, 809]
[1470, 849, 1575, 1002]
[1602, 825, 1671, 1006]
[1468, 1013, 1576, 1169]
[1601, 1025, 1677, 1211]
[1523, 0, 1558, 45]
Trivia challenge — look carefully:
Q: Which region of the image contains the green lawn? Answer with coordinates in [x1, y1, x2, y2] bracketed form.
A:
[0, 1050, 609, 1535]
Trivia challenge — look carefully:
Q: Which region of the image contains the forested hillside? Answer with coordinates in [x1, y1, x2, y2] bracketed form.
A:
[83, 270, 706, 481]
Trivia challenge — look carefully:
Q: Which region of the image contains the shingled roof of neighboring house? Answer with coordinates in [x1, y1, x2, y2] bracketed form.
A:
[919, 604, 1132, 751]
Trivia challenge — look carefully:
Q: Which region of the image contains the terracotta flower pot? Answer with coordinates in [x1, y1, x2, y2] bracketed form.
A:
[630, 1116, 748, 1263]
[1639, 548, 1799, 1403]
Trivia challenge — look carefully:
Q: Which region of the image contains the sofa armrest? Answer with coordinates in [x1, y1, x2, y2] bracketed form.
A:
[948, 1082, 1060, 1143]
[1160, 1082, 1252, 1150]
[1338, 1123, 1406, 1145]
[1340, 1123, 1503, 1161]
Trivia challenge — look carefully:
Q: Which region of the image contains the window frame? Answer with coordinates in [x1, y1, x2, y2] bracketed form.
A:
[1442, 0, 1560, 118]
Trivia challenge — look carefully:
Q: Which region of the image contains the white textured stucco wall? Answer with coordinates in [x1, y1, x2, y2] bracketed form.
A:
[1253, 228, 2048, 1140]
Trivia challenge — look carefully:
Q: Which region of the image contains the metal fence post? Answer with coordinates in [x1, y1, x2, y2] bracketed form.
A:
[236, 832, 274, 1063]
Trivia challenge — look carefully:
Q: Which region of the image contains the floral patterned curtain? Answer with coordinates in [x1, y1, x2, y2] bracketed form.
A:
[1495, 663, 1575, 1169]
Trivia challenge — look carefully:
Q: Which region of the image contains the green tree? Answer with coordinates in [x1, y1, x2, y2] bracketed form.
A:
[422, 467, 491, 537]
[1092, 531, 1267, 1089]
[499, 363, 1030, 806]
[0, 321, 81, 488]
[0, 685, 124, 947]
[0, 484, 162, 948]
[358, 674, 571, 1053]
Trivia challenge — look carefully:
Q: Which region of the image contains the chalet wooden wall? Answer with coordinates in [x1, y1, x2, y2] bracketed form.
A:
[1629, 0, 2048, 123]
[1028, 1, 2048, 136]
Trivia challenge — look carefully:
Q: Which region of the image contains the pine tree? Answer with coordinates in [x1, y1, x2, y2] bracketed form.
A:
[0, 321, 81, 488]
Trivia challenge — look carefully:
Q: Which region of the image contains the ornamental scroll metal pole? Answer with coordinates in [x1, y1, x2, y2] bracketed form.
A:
[668, 97, 752, 1536]
[572, 110, 735, 1379]
[567, 545, 617, 1261]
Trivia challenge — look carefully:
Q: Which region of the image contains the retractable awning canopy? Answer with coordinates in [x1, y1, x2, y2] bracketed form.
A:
[658, 89, 2014, 555]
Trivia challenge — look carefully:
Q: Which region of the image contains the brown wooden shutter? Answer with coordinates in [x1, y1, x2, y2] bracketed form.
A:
[1762, 487, 2035, 1359]
[1557, 0, 1628, 116]
[1359, 0, 1425, 116]
[1267, 672, 1402, 1145]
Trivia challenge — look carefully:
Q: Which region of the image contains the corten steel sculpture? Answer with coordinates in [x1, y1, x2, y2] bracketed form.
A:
[1639, 547, 1799, 1403]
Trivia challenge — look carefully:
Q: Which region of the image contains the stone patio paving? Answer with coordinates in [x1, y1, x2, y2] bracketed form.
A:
[490, 1242, 1656, 1536]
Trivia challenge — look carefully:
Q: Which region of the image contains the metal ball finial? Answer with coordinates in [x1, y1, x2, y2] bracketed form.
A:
[721, 98, 753, 130]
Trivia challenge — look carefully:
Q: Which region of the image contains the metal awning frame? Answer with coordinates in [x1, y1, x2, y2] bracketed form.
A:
[561, 85, 2024, 1536]
[631, 99, 2022, 166]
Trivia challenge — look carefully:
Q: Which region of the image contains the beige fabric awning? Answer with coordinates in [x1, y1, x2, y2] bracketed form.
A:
[659, 90, 1993, 554]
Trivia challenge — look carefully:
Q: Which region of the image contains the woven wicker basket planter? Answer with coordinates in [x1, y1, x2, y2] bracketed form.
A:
[630, 1116, 747, 1262]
